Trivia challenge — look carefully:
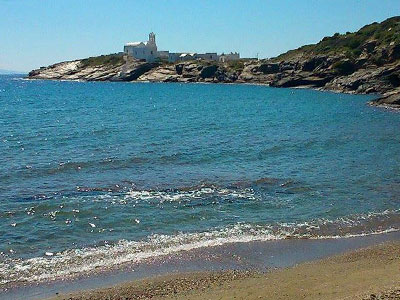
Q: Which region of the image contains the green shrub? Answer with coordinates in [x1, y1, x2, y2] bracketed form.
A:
[352, 49, 362, 57]
[348, 39, 362, 49]
[227, 60, 245, 72]
[80, 54, 124, 67]
[272, 16, 400, 61]
[332, 60, 356, 75]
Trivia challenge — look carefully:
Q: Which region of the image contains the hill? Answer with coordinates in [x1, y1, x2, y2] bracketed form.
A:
[28, 17, 400, 108]
[275, 16, 400, 63]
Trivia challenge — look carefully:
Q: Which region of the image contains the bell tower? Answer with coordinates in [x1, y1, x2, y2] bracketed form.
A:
[148, 32, 156, 45]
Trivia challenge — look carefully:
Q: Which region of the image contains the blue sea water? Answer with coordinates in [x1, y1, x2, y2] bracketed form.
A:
[0, 75, 400, 286]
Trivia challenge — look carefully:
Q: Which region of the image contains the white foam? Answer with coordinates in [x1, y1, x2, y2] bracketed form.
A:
[1, 210, 399, 287]
[124, 186, 257, 203]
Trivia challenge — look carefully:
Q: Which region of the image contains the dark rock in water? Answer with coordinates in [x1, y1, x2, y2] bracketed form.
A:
[370, 92, 400, 108]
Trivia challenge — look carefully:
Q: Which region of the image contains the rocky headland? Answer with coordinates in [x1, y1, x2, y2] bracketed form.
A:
[28, 17, 400, 108]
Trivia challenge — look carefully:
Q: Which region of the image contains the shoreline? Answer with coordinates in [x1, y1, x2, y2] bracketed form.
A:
[20, 74, 386, 104]
[23, 75, 399, 109]
[25, 16, 400, 109]
[2, 230, 400, 300]
[45, 238, 400, 300]
[368, 102, 400, 111]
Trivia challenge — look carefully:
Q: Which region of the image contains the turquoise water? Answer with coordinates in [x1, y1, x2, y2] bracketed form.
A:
[1, 75, 400, 286]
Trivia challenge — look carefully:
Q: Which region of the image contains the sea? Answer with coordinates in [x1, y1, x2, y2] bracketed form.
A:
[1, 74, 400, 289]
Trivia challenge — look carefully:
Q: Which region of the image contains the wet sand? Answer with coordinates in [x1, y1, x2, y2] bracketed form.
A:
[45, 241, 400, 300]
[2, 232, 400, 300]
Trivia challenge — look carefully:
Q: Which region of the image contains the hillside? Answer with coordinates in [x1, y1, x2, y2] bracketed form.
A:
[275, 16, 400, 62]
[28, 16, 400, 108]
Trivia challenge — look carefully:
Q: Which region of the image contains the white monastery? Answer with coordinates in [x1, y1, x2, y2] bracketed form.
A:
[124, 33, 240, 63]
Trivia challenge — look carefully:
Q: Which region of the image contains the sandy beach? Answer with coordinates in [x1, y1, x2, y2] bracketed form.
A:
[3, 4, 400, 300]
[45, 241, 400, 300]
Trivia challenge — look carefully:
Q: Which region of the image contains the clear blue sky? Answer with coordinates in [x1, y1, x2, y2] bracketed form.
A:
[1, 0, 399, 72]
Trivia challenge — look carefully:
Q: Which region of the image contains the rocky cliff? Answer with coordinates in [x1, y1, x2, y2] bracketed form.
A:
[28, 17, 400, 108]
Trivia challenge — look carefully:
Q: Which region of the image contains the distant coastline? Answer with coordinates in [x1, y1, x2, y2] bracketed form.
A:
[0, 69, 26, 75]
[27, 16, 400, 108]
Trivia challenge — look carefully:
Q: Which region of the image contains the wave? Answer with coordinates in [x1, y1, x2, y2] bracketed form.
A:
[0, 151, 217, 184]
[1, 209, 399, 287]
[124, 185, 258, 203]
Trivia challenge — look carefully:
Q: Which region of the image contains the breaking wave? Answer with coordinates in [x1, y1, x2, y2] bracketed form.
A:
[1, 209, 399, 287]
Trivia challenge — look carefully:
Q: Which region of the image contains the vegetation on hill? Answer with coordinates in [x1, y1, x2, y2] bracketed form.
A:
[275, 16, 400, 61]
[80, 53, 124, 67]
[226, 60, 246, 72]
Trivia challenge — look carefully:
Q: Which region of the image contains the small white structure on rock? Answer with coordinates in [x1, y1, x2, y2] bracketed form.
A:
[124, 33, 240, 63]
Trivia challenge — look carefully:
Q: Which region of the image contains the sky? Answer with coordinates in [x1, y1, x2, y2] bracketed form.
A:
[1, 0, 400, 72]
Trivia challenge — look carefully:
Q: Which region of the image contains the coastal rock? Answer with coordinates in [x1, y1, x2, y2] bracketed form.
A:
[28, 60, 83, 80]
[369, 91, 400, 108]
[137, 65, 179, 82]
[324, 63, 400, 94]
[135, 61, 237, 83]
[120, 62, 160, 81]
[29, 57, 122, 81]
[389, 44, 400, 61]
[27, 17, 400, 108]
[253, 63, 280, 74]
[301, 56, 330, 72]
[238, 62, 277, 83]
[28, 55, 400, 101]
[270, 74, 333, 88]
[200, 65, 218, 78]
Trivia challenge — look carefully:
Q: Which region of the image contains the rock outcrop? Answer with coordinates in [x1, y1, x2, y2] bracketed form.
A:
[369, 90, 400, 109]
[28, 59, 123, 81]
[28, 16, 400, 108]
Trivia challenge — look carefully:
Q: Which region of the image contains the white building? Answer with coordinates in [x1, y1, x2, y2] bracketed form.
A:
[157, 51, 169, 60]
[179, 53, 198, 61]
[219, 52, 240, 63]
[124, 33, 240, 63]
[197, 53, 218, 61]
[168, 53, 181, 63]
[124, 32, 158, 62]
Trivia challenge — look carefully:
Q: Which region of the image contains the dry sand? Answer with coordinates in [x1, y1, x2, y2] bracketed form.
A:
[47, 241, 400, 300]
